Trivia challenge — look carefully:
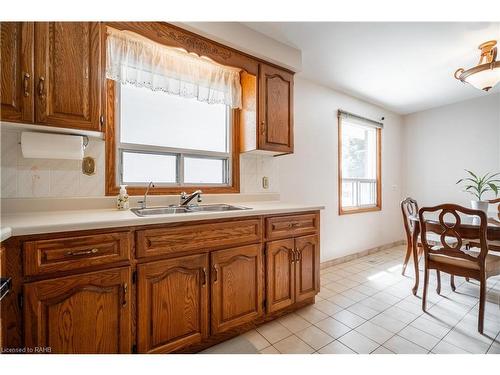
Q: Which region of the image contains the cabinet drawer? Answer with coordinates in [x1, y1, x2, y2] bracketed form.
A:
[265, 212, 319, 240]
[136, 218, 262, 258]
[24, 232, 132, 276]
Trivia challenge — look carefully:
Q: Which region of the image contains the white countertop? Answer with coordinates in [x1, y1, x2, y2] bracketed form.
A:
[0, 201, 323, 239]
[0, 227, 12, 242]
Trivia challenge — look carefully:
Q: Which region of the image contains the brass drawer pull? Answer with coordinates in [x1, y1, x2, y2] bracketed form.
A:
[66, 248, 99, 257]
[23, 73, 30, 96]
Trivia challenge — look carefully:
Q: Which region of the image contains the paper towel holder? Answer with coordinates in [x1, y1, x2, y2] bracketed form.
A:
[18, 134, 89, 150]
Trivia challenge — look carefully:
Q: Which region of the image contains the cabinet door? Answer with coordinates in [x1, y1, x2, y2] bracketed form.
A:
[295, 235, 320, 303]
[211, 244, 263, 334]
[34, 22, 101, 130]
[258, 64, 293, 153]
[137, 254, 209, 353]
[1, 22, 34, 122]
[24, 267, 131, 353]
[265, 239, 295, 313]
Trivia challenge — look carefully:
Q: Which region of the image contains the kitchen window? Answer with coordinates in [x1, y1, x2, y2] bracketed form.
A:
[338, 110, 382, 214]
[117, 84, 232, 187]
[104, 27, 242, 195]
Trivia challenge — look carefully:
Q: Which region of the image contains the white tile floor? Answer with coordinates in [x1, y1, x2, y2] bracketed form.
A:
[215, 244, 500, 354]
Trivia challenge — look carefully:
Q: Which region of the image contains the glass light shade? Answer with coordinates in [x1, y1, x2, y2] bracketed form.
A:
[463, 67, 500, 91]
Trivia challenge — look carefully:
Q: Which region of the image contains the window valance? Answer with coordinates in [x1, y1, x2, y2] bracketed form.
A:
[105, 28, 242, 108]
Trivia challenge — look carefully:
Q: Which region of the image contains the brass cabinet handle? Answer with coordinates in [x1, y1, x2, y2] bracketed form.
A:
[201, 268, 207, 286]
[260, 121, 266, 135]
[295, 248, 301, 262]
[66, 248, 99, 257]
[23, 73, 30, 97]
[213, 265, 218, 283]
[38, 76, 45, 97]
[288, 222, 300, 229]
[122, 283, 128, 307]
[290, 248, 296, 263]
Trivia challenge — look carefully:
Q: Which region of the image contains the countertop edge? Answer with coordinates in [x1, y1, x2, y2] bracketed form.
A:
[2, 204, 324, 239]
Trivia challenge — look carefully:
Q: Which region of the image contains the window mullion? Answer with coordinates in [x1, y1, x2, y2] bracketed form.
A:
[178, 154, 185, 185]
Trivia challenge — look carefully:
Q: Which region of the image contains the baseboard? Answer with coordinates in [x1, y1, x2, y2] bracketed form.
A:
[320, 240, 405, 269]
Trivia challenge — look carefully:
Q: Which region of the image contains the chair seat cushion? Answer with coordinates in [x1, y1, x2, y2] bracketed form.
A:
[429, 248, 500, 273]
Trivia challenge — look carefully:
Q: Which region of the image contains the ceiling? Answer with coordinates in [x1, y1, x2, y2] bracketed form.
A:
[243, 22, 500, 114]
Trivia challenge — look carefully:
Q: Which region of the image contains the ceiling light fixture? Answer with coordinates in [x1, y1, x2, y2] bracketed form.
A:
[454, 40, 500, 91]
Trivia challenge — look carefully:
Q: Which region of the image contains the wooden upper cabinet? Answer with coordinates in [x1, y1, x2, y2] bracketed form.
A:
[34, 22, 102, 130]
[137, 254, 209, 354]
[24, 267, 131, 353]
[295, 235, 320, 303]
[211, 244, 263, 334]
[265, 238, 295, 314]
[258, 64, 294, 154]
[0, 22, 34, 122]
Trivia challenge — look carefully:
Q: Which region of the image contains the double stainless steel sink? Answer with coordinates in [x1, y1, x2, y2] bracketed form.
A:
[131, 204, 251, 217]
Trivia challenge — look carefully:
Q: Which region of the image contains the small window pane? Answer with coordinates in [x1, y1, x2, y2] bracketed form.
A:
[122, 152, 176, 184]
[184, 157, 226, 184]
[341, 122, 377, 179]
[340, 120, 379, 209]
[120, 84, 228, 152]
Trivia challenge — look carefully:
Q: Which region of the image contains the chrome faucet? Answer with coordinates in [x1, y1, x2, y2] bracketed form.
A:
[138, 181, 155, 209]
[179, 190, 202, 206]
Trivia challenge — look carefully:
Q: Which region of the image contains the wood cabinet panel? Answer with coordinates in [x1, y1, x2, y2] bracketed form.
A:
[24, 267, 131, 353]
[265, 239, 295, 314]
[295, 235, 320, 303]
[23, 231, 131, 276]
[137, 253, 209, 353]
[34, 22, 101, 130]
[258, 64, 293, 153]
[211, 244, 263, 334]
[136, 218, 262, 258]
[0, 22, 34, 122]
[265, 213, 319, 241]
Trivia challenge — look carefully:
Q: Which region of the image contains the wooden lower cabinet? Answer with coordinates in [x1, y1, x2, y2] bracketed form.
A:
[211, 244, 263, 334]
[24, 267, 131, 353]
[137, 253, 209, 354]
[265, 238, 295, 313]
[266, 235, 320, 313]
[295, 235, 320, 302]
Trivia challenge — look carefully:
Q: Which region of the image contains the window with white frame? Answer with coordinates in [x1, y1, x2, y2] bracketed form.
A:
[117, 84, 232, 187]
[338, 110, 382, 214]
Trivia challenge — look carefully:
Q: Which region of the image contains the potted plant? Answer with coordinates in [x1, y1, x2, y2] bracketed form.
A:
[456, 170, 500, 213]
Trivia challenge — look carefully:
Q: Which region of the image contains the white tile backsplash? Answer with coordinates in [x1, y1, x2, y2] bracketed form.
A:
[1, 128, 280, 198]
[1, 129, 105, 198]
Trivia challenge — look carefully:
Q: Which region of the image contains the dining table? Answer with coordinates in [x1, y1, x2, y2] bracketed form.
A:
[408, 211, 500, 295]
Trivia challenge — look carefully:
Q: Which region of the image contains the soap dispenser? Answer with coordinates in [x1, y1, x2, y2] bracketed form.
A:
[117, 185, 130, 210]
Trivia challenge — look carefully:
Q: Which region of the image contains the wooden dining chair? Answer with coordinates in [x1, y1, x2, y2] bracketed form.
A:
[401, 197, 449, 294]
[419, 204, 500, 333]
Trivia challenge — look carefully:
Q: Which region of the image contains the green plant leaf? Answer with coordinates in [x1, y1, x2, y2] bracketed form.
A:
[488, 183, 499, 196]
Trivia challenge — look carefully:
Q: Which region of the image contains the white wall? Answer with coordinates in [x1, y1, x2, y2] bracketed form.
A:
[402, 93, 500, 207]
[277, 77, 405, 262]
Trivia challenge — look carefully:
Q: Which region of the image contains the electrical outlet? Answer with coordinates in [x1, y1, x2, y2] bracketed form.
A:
[262, 176, 269, 189]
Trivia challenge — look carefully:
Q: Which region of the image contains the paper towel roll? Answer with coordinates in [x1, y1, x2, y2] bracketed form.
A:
[21, 132, 84, 160]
